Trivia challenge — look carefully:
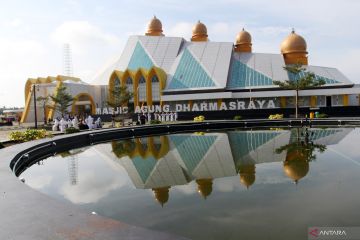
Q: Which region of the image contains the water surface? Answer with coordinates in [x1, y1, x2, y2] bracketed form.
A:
[20, 128, 360, 240]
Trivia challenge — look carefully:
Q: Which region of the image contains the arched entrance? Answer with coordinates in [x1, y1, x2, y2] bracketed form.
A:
[71, 93, 96, 116]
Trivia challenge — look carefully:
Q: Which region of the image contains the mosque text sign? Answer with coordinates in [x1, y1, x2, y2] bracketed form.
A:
[96, 99, 276, 115]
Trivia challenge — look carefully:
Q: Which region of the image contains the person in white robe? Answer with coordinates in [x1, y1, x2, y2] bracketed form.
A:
[170, 112, 174, 122]
[72, 116, 79, 129]
[52, 119, 59, 131]
[59, 118, 66, 132]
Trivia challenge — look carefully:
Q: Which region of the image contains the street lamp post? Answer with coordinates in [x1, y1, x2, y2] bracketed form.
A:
[33, 84, 38, 129]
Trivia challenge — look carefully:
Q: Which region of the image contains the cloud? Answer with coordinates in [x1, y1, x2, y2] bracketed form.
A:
[0, 38, 53, 107]
[60, 170, 125, 204]
[26, 175, 53, 189]
[167, 22, 193, 39]
[51, 21, 120, 53]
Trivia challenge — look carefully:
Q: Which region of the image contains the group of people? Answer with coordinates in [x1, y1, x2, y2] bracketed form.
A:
[52, 115, 102, 132]
[137, 112, 178, 125]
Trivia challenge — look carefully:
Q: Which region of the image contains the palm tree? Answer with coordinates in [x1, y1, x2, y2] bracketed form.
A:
[49, 85, 74, 117]
[273, 64, 325, 118]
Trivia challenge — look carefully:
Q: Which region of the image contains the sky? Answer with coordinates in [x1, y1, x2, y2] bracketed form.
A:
[1, 0, 360, 107]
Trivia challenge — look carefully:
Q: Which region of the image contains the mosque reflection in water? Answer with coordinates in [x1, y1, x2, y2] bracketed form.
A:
[104, 128, 349, 206]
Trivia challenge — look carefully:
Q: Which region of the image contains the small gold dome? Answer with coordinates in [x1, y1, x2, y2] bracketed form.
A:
[283, 157, 309, 184]
[280, 29, 308, 65]
[152, 187, 170, 207]
[234, 28, 252, 53]
[280, 30, 307, 54]
[196, 179, 213, 199]
[236, 28, 252, 45]
[191, 21, 208, 42]
[145, 16, 164, 36]
[239, 164, 256, 188]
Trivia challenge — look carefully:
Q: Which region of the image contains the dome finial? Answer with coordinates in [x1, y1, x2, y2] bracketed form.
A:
[239, 165, 256, 188]
[145, 16, 164, 36]
[191, 21, 208, 42]
[280, 29, 308, 65]
[235, 28, 252, 53]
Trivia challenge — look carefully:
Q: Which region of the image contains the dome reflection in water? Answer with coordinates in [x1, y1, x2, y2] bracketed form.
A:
[19, 128, 360, 240]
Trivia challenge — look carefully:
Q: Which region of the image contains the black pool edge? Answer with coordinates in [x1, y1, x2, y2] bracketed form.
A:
[0, 119, 359, 240]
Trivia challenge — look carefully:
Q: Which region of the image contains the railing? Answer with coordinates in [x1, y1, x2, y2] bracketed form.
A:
[10, 118, 360, 176]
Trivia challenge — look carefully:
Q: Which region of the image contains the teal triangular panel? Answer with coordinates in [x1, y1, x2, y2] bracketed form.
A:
[228, 59, 273, 88]
[132, 156, 157, 183]
[168, 49, 216, 89]
[170, 135, 217, 172]
[228, 131, 280, 164]
[287, 71, 340, 84]
[128, 42, 154, 70]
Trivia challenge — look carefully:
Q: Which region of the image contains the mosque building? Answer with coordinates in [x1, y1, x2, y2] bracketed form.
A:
[21, 16, 360, 122]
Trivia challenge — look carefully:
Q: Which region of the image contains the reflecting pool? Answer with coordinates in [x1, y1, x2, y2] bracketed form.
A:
[20, 128, 360, 240]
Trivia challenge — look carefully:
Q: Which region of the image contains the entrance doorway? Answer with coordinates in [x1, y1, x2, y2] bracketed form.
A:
[71, 93, 96, 116]
[326, 96, 332, 107]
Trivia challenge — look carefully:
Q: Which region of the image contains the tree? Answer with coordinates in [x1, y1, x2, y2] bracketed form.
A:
[36, 96, 49, 124]
[49, 85, 74, 117]
[275, 127, 326, 183]
[107, 85, 133, 113]
[273, 64, 326, 118]
[275, 128, 326, 162]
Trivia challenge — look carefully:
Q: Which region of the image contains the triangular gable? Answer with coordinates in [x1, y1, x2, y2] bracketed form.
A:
[228, 58, 273, 88]
[127, 42, 154, 71]
[228, 131, 280, 163]
[170, 135, 217, 172]
[167, 49, 216, 89]
[132, 156, 157, 183]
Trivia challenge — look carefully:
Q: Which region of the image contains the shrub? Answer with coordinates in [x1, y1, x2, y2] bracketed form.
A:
[268, 114, 284, 120]
[65, 127, 80, 134]
[316, 113, 328, 118]
[9, 129, 48, 142]
[194, 115, 205, 122]
[150, 119, 162, 125]
[233, 115, 242, 120]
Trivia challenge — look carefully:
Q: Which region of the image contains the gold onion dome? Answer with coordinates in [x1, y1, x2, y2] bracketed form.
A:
[283, 153, 309, 184]
[235, 28, 252, 52]
[196, 179, 213, 199]
[191, 20, 208, 42]
[152, 187, 170, 207]
[280, 29, 308, 65]
[239, 164, 256, 188]
[145, 16, 164, 36]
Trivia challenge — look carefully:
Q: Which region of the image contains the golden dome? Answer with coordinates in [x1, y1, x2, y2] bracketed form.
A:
[236, 28, 252, 45]
[239, 164, 256, 188]
[280, 30, 307, 54]
[196, 179, 213, 199]
[283, 157, 309, 184]
[191, 21, 208, 42]
[234, 28, 252, 53]
[152, 187, 170, 207]
[145, 16, 164, 36]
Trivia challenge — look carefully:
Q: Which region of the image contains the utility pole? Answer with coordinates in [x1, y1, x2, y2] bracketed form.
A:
[33, 84, 38, 129]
